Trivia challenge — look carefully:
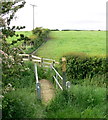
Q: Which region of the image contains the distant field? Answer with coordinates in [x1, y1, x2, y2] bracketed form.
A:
[7, 31, 32, 43]
[36, 31, 106, 60]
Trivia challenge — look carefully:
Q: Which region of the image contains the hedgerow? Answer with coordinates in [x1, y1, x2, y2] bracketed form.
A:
[32, 27, 50, 48]
[25, 27, 50, 54]
[61, 52, 107, 80]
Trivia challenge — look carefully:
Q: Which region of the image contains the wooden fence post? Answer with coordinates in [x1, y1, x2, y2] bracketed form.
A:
[52, 60, 55, 67]
[62, 57, 66, 90]
[41, 58, 43, 67]
[29, 54, 32, 61]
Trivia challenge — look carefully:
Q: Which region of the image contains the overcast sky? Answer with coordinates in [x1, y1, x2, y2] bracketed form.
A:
[11, 0, 107, 31]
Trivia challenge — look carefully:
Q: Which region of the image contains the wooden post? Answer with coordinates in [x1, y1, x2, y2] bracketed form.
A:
[41, 58, 43, 67]
[52, 60, 55, 67]
[62, 57, 66, 90]
[29, 54, 32, 61]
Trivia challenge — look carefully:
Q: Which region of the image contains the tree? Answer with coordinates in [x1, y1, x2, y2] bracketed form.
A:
[0, 17, 5, 27]
[0, 0, 29, 87]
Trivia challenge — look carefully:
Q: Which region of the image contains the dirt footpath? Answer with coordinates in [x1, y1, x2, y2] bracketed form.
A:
[40, 79, 55, 104]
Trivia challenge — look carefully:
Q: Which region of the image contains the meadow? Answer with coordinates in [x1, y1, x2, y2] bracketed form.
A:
[6, 30, 106, 59]
[36, 31, 106, 60]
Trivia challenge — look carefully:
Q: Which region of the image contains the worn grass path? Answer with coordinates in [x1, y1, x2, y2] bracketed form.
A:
[40, 79, 55, 104]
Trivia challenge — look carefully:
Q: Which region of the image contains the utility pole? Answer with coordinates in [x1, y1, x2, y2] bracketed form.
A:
[30, 4, 37, 30]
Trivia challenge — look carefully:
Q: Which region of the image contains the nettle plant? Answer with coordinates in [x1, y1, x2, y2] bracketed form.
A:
[0, 1, 30, 87]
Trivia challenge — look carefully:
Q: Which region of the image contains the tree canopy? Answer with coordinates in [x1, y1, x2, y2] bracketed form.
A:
[0, 0, 27, 87]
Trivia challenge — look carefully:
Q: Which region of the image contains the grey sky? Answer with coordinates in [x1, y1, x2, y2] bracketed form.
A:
[11, 0, 107, 30]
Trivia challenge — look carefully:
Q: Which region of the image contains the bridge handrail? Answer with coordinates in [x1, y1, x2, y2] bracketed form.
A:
[43, 58, 55, 61]
[34, 63, 39, 83]
[19, 54, 59, 67]
[19, 54, 29, 57]
[51, 65, 63, 80]
[53, 76, 63, 90]
[32, 55, 41, 60]
[51, 65, 63, 90]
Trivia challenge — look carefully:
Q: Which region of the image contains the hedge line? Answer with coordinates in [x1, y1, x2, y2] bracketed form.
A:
[30, 27, 50, 49]
[61, 53, 107, 80]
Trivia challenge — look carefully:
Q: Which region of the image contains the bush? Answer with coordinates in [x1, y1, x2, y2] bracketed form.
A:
[60, 52, 106, 81]
[2, 61, 35, 88]
[2, 88, 46, 119]
[24, 27, 50, 54]
[25, 27, 50, 53]
[2, 48, 25, 87]
[37, 66, 53, 82]
[32, 27, 50, 39]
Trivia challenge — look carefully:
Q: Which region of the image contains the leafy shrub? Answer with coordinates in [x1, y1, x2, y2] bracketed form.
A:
[24, 27, 50, 53]
[37, 66, 53, 81]
[32, 27, 50, 39]
[1, 47, 25, 87]
[60, 52, 107, 80]
[37, 66, 47, 80]
[2, 88, 46, 119]
[2, 61, 35, 88]
[1, 1, 31, 88]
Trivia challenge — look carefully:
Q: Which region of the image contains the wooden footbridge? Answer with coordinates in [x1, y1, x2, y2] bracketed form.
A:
[19, 54, 70, 104]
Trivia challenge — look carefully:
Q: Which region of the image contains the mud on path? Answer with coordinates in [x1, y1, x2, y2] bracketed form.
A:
[40, 79, 55, 104]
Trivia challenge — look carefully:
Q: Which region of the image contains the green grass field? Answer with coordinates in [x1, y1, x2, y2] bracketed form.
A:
[36, 31, 106, 60]
[7, 31, 32, 44]
[7, 31, 34, 52]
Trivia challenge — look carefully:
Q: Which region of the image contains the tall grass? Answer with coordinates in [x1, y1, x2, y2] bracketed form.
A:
[2, 88, 46, 119]
[46, 84, 106, 118]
